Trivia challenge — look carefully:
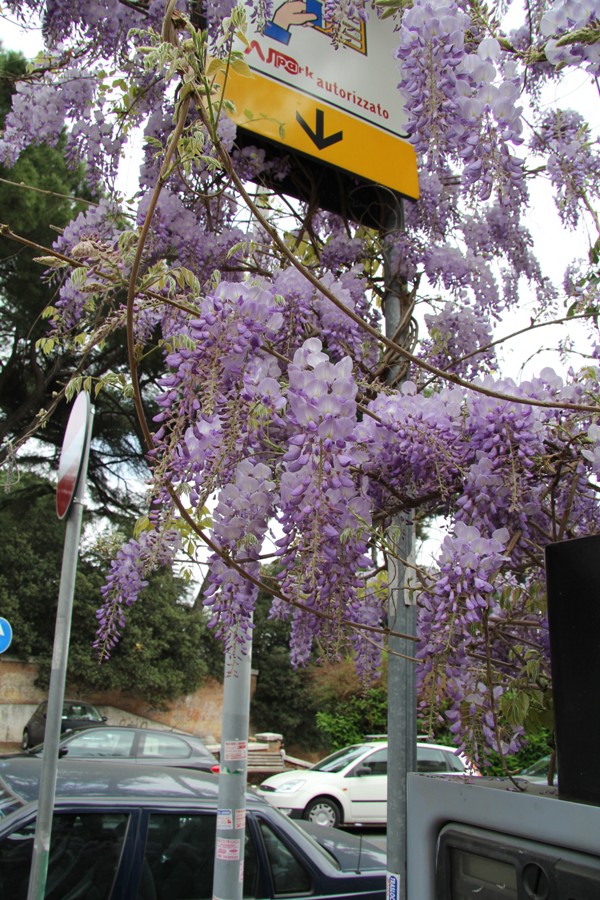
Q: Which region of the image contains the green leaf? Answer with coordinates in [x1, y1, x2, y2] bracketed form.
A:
[230, 58, 253, 78]
[206, 57, 225, 77]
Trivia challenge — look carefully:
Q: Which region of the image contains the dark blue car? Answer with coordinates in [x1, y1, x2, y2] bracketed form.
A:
[0, 757, 386, 899]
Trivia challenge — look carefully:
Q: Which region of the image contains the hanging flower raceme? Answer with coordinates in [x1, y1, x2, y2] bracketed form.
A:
[94, 527, 181, 661]
[417, 522, 515, 761]
[50, 199, 125, 331]
[357, 381, 466, 516]
[421, 301, 496, 380]
[270, 339, 376, 671]
[151, 278, 285, 509]
[395, 0, 472, 164]
[203, 459, 277, 654]
[541, 0, 600, 75]
[530, 109, 600, 228]
[396, 4, 527, 207]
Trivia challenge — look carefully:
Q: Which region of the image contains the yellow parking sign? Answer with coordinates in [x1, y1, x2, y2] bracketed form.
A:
[218, 1, 419, 200]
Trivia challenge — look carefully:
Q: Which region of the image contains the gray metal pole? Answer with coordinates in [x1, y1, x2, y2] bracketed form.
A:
[386, 521, 416, 898]
[212, 627, 252, 900]
[27, 401, 94, 900]
[382, 197, 417, 900]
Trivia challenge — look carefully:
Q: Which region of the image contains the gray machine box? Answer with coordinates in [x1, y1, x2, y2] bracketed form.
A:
[407, 775, 600, 899]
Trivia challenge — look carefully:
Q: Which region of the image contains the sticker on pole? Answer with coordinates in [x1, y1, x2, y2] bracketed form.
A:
[217, 809, 233, 829]
[56, 393, 91, 520]
[387, 872, 400, 900]
[216, 837, 240, 861]
[224, 740, 247, 761]
[0, 618, 13, 654]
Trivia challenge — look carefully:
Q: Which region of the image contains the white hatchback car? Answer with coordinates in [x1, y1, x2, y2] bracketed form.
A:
[258, 740, 479, 827]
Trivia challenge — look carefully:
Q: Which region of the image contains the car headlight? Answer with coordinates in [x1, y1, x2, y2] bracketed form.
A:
[270, 779, 307, 793]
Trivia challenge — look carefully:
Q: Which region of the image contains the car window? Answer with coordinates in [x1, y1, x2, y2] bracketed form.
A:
[442, 749, 466, 772]
[354, 747, 387, 776]
[258, 820, 312, 896]
[311, 745, 371, 773]
[0, 812, 128, 899]
[521, 755, 551, 776]
[65, 729, 135, 758]
[139, 812, 262, 899]
[139, 733, 192, 759]
[417, 747, 452, 773]
[63, 703, 103, 721]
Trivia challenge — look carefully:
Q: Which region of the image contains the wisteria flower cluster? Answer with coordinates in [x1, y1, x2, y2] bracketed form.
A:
[2, 0, 600, 765]
[530, 109, 600, 228]
[421, 301, 496, 380]
[271, 340, 377, 676]
[416, 522, 521, 760]
[95, 527, 181, 660]
[541, 0, 600, 75]
[203, 459, 277, 653]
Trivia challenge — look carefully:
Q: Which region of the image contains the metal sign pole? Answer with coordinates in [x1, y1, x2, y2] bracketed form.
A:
[212, 625, 252, 900]
[382, 198, 417, 900]
[27, 397, 94, 900]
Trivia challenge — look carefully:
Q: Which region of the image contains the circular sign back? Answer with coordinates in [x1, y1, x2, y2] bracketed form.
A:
[56, 393, 91, 520]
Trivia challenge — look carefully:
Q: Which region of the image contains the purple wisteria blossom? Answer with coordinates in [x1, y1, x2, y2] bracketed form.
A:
[95, 528, 181, 660]
[271, 339, 377, 677]
[541, 0, 600, 75]
[2, 0, 600, 763]
[203, 459, 277, 654]
[530, 109, 600, 228]
[417, 522, 519, 760]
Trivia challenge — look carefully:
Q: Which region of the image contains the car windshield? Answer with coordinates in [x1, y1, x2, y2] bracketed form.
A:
[62, 703, 103, 721]
[266, 814, 342, 870]
[313, 830, 386, 871]
[311, 745, 372, 773]
[521, 755, 551, 776]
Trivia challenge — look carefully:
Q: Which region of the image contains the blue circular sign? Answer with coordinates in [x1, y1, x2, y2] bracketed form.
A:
[0, 618, 13, 654]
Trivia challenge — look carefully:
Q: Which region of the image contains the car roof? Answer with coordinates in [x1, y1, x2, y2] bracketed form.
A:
[58, 725, 216, 755]
[355, 740, 461, 752]
[0, 757, 267, 808]
[59, 700, 101, 710]
[60, 724, 206, 739]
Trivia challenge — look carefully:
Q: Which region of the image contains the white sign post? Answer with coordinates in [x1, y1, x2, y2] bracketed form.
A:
[27, 393, 94, 900]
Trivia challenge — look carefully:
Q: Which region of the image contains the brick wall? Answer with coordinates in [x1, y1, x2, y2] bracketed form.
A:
[0, 655, 228, 744]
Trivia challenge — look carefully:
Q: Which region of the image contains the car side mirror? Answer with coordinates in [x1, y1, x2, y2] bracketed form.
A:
[58, 747, 68, 758]
[102, 716, 108, 722]
[355, 765, 372, 777]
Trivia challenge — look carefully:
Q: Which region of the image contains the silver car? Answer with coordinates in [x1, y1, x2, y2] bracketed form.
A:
[15, 725, 219, 773]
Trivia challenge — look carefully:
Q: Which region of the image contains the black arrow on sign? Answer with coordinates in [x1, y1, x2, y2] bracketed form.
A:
[296, 109, 343, 150]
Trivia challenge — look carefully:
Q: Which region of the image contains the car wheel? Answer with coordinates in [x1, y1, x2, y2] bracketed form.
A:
[22, 729, 31, 750]
[302, 797, 342, 827]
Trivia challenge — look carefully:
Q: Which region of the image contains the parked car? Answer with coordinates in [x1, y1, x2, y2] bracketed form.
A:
[516, 754, 556, 785]
[258, 740, 480, 827]
[15, 725, 219, 773]
[0, 757, 387, 899]
[22, 700, 107, 748]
